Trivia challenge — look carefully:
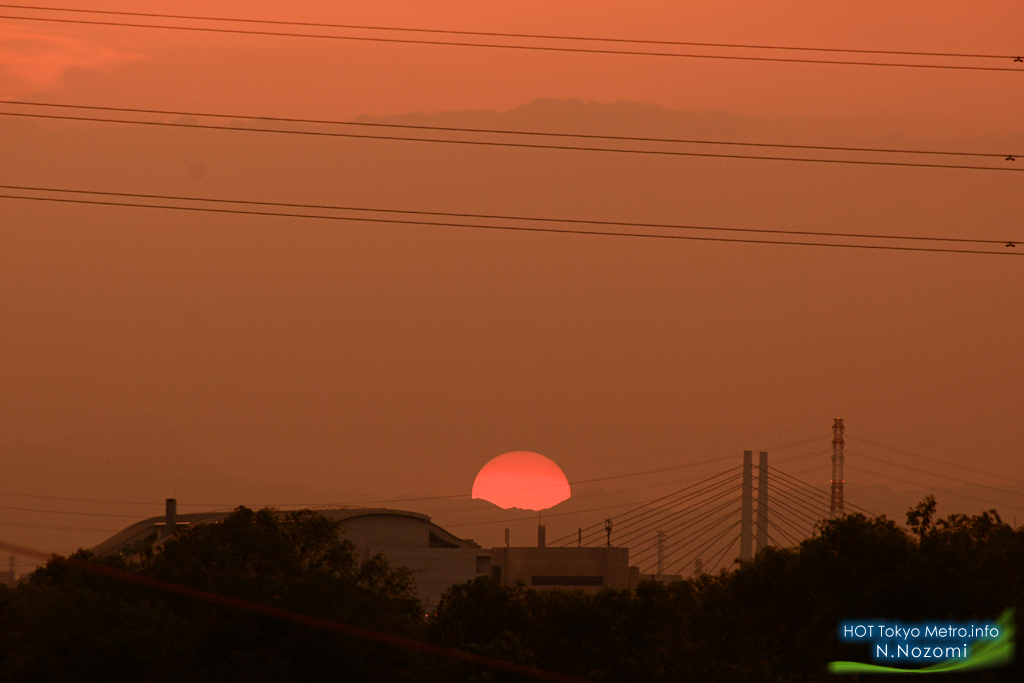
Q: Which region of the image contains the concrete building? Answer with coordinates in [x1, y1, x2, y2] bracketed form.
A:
[489, 525, 639, 593]
[93, 501, 490, 610]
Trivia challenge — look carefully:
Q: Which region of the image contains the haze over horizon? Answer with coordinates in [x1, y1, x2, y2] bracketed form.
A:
[2, 2, 1022, 569]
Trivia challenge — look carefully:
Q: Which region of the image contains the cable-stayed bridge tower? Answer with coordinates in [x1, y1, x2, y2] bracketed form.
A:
[830, 418, 845, 516]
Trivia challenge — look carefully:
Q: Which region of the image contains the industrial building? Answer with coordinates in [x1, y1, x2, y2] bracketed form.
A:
[94, 502, 669, 608]
[93, 501, 490, 610]
[489, 525, 640, 592]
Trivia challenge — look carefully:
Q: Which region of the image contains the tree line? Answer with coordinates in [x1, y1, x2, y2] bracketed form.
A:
[0, 498, 1021, 682]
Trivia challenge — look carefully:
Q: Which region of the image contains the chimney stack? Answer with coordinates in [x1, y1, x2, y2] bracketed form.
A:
[537, 524, 546, 548]
[165, 498, 177, 539]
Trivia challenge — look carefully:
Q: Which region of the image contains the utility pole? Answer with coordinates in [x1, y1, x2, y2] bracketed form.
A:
[830, 418, 845, 516]
[741, 450, 752, 561]
[657, 530, 665, 575]
[605, 519, 613, 547]
[756, 451, 768, 553]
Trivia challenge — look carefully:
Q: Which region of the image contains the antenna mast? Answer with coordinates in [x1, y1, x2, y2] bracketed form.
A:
[830, 418, 845, 516]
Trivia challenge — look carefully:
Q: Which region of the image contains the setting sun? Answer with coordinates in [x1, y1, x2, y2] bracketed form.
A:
[471, 451, 571, 510]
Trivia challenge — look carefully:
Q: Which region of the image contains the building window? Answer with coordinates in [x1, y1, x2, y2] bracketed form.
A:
[531, 576, 604, 587]
[491, 566, 501, 581]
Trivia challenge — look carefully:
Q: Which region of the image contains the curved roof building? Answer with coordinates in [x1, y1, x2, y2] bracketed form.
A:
[94, 502, 489, 610]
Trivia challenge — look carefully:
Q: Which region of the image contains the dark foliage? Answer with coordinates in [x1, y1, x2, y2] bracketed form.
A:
[0, 508, 422, 683]
[0, 502, 1021, 682]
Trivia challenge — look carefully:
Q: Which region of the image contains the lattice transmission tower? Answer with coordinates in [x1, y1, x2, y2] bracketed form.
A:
[830, 418, 845, 516]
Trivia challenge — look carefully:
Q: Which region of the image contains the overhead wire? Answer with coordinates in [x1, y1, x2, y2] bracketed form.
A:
[0, 490, 167, 507]
[0, 504, 146, 519]
[773, 448, 834, 465]
[2, 107, 1020, 173]
[2, 7, 1021, 72]
[0, 518, 119, 533]
[2, 5, 1019, 63]
[844, 464, 1024, 512]
[3, 189, 1020, 257]
[846, 449, 1024, 502]
[846, 436, 1024, 488]
[8, 183, 1017, 248]
[3, 101, 1017, 163]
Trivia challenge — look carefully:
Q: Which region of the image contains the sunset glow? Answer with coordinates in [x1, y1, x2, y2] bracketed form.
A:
[471, 451, 571, 510]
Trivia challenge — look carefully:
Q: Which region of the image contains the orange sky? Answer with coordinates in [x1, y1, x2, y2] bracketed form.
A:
[1, 1, 1023, 557]
[2, 1, 1022, 132]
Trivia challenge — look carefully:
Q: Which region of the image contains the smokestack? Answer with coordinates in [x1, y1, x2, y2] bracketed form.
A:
[165, 498, 177, 539]
[537, 524, 546, 548]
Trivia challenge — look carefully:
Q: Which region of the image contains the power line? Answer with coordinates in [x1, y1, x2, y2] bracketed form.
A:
[0, 518, 119, 533]
[846, 449, 1024, 502]
[773, 448, 834, 465]
[843, 463, 1024, 513]
[3, 5, 1019, 63]
[3, 105, 1020, 172]
[3, 188, 1020, 257]
[846, 435, 1024, 485]
[6, 183, 1014, 246]
[0, 490, 165, 507]
[2, 7, 1020, 73]
[0, 504, 142, 519]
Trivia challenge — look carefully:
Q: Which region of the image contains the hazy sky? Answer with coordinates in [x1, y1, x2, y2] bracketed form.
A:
[1, 1, 1022, 559]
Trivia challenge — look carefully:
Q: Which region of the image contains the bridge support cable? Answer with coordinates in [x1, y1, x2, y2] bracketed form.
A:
[698, 529, 742, 575]
[765, 497, 815, 539]
[643, 504, 742, 572]
[611, 479, 742, 548]
[770, 466, 876, 516]
[551, 466, 743, 547]
[767, 485, 829, 525]
[629, 495, 742, 567]
[664, 518, 742, 576]
[596, 468, 742, 540]
[762, 502, 804, 547]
